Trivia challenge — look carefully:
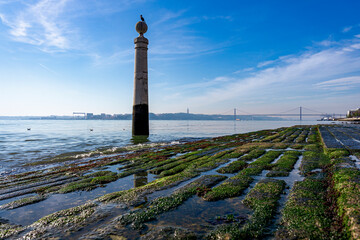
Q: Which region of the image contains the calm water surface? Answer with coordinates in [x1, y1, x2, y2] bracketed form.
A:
[0, 120, 321, 176]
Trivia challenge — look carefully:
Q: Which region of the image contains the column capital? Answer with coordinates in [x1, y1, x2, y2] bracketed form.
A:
[134, 36, 149, 45]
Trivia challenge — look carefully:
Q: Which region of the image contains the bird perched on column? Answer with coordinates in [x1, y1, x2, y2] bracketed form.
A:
[140, 15, 145, 22]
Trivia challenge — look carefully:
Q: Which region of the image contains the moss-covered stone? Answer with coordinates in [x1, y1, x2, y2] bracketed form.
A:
[267, 151, 301, 177]
[208, 179, 285, 239]
[276, 178, 331, 240]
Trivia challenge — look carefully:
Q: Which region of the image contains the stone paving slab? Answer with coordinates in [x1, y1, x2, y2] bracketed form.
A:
[330, 127, 360, 150]
[319, 126, 344, 149]
[338, 127, 360, 141]
[321, 125, 360, 150]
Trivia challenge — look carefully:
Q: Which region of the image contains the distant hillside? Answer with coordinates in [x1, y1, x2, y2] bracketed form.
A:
[0, 113, 284, 121]
[148, 113, 283, 121]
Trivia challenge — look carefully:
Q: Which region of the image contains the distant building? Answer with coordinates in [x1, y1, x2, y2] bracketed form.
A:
[347, 108, 360, 118]
[86, 113, 93, 119]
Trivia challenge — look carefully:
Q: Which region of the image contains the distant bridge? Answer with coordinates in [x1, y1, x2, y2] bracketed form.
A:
[222, 107, 345, 121]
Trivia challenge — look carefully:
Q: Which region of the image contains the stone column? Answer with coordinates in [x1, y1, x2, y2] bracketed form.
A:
[132, 20, 149, 136]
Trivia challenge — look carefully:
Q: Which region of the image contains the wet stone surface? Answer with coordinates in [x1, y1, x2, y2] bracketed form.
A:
[1, 125, 360, 239]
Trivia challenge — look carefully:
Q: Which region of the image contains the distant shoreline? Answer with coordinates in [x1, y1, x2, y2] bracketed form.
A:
[0, 113, 285, 121]
[336, 117, 360, 122]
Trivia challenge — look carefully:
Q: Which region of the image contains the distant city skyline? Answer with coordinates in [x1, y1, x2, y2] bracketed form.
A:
[0, 0, 360, 116]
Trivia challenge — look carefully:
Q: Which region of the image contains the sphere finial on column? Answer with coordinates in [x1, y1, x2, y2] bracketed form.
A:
[136, 21, 148, 36]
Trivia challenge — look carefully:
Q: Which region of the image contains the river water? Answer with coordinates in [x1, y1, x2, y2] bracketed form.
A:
[0, 120, 321, 176]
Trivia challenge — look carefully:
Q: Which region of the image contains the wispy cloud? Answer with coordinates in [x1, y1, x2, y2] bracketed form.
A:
[314, 76, 360, 91]
[152, 9, 188, 26]
[343, 26, 353, 33]
[202, 15, 233, 21]
[0, 0, 148, 53]
[89, 49, 133, 66]
[233, 67, 255, 74]
[161, 36, 360, 109]
[342, 24, 360, 33]
[257, 59, 276, 68]
[168, 76, 232, 93]
[39, 63, 57, 74]
[149, 9, 233, 60]
[0, 0, 71, 51]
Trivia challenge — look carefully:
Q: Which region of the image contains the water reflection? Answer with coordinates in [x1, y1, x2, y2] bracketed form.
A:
[131, 135, 149, 144]
[134, 171, 148, 188]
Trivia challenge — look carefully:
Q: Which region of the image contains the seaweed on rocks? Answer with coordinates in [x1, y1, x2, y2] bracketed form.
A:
[203, 151, 282, 201]
[267, 151, 301, 177]
[207, 179, 286, 239]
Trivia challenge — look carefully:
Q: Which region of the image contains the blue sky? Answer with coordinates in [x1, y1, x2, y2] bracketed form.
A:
[0, 0, 360, 116]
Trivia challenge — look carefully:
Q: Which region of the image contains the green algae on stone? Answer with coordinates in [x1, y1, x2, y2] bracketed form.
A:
[267, 151, 301, 177]
[203, 174, 253, 201]
[332, 160, 360, 239]
[217, 160, 248, 174]
[275, 178, 331, 240]
[203, 151, 282, 201]
[57, 171, 119, 193]
[294, 128, 309, 143]
[0, 194, 47, 209]
[116, 175, 227, 229]
[207, 179, 285, 240]
[97, 170, 200, 205]
[140, 226, 197, 240]
[273, 128, 298, 143]
[291, 143, 305, 149]
[300, 151, 329, 175]
[326, 149, 350, 159]
[240, 148, 266, 161]
[0, 221, 24, 239]
[23, 202, 98, 239]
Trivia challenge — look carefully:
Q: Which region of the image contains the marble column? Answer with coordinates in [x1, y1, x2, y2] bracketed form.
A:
[132, 20, 149, 136]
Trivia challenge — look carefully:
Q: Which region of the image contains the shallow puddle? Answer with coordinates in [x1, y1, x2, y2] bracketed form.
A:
[1, 171, 156, 226]
[350, 155, 360, 169]
[266, 156, 304, 236]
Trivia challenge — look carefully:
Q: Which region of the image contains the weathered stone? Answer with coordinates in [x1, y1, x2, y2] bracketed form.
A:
[132, 20, 149, 136]
[140, 226, 197, 240]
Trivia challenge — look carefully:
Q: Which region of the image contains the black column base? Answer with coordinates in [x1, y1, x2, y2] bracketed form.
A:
[132, 104, 149, 136]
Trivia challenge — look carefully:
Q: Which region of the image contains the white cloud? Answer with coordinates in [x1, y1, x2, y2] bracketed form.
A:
[89, 49, 133, 66]
[233, 67, 254, 74]
[314, 76, 360, 90]
[257, 59, 276, 68]
[0, 0, 71, 51]
[202, 15, 232, 21]
[162, 37, 360, 110]
[343, 26, 353, 33]
[317, 39, 336, 47]
[0, 0, 147, 53]
[149, 9, 233, 60]
[152, 9, 187, 26]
